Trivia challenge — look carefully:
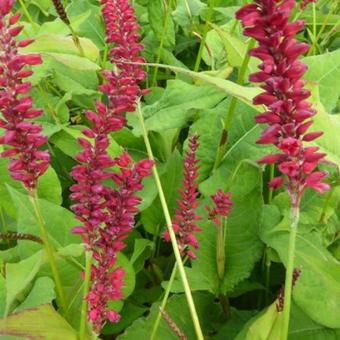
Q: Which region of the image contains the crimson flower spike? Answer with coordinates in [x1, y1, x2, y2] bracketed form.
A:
[70, 0, 151, 332]
[236, 0, 329, 207]
[164, 135, 202, 260]
[0, 0, 50, 190]
[206, 189, 233, 226]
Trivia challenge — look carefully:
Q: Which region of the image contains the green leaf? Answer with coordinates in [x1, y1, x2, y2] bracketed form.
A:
[200, 100, 272, 196]
[5, 251, 44, 315]
[203, 24, 258, 72]
[141, 150, 183, 235]
[119, 292, 222, 339]
[130, 239, 154, 273]
[50, 126, 121, 159]
[0, 304, 78, 339]
[261, 216, 340, 328]
[303, 49, 340, 112]
[173, 0, 206, 27]
[6, 186, 79, 259]
[192, 161, 264, 294]
[44, 53, 100, 71]
[129, 79, 227, 135]
[0, 161, 62, 219]
[235, 302, 340, 340]
[14, 277, 56, 313]
[148, 0, 176, 48]
[20, 34, 100, 61]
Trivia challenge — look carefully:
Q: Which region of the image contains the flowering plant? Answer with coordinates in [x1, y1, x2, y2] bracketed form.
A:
[0, 0, 339, 339]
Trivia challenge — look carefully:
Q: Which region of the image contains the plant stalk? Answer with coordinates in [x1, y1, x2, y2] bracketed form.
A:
[79, 250, 93, 340]
[213, 39, 256, 170]
[282, 204, 300, 340]
[151, 0, 174, 86]
[136, 102, 204, 340]
[29, 190, 67, 313]
[216, 218, 226, 282]
[193, 0, 216, 72]
[151, 262, 178, 340]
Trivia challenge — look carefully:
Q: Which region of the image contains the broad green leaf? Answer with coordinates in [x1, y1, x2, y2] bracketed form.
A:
[130, 239, 154, 273]
[45, 53, 100, 71]
[67, 0, 106, 48]
[192, 161, 264, 294]
[173, 0, 206, 27]
[20, 34, 99, 61]
[6, 186, 78, 258]
[200, 101, 272, 196]
[141, 150, 183, 235]
[15, 277, 56, 313]
[0, 304, 78, 339]
[203, 24, 258, 72]
[303, 49, 340, 112]
[129, 79, 227, 135]
[5, 251, 43, 315]
[235, 302, 340, 340]
[119, 292, 222, 339]
[260, 211, 340, 328]
[0, 161, 62, 219]
[148, 0, 176, 48]
[50, 126, 121, 159]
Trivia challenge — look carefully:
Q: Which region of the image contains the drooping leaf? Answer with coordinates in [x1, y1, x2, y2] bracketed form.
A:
[0, 304, 78, 339]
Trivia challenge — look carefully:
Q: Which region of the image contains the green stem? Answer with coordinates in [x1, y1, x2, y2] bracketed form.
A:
[319, 186, 335, 224]
[18, 0, 35, 27]
[268, 164, 275, 204]
[79, 250, 93, 340]
[136, 102, 204, 340]
[265, 247, 271, 305]
[29, 190, 67, 313]
[213, 39, 256, 170]
[193, 0, 216, 72]
[151, 0, 174, 87]
[282, 204, 299, 340]
[308, 1, 334, 56]
[150, 262, 179, 340]
[216, 217, 226, 282]
[68, 24, 85, 57]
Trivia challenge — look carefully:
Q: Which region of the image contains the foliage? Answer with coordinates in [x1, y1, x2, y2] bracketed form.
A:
[0, 0, 340, 339]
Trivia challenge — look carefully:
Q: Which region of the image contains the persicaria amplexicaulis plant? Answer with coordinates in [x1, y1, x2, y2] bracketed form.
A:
[237, 0, 329, 338]
[0, 0, 50, 190]
[207, 189, 233, 226]
[70, 0, 152, 332]
[163, 134, 202, 260]
[236, 0, 330, 208]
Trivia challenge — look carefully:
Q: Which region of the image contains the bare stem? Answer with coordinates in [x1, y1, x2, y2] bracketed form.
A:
[29, 190, 67, 313]
[136, 102, 204, 340]
[213, 39, 256, 170]
[79, 250, 93, 340]
[151, 262, 179, 340]
[282, 204, 300, 340]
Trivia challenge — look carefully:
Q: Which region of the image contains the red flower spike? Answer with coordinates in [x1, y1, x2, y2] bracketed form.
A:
[236, 0, 328, 204]
[206, 189, 233, 226]
[0, 2, 50, 189]
[70, 0, 151, 332]
[163, 135, 202, 259]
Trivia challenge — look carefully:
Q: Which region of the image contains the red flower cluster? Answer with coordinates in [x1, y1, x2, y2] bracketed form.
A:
[70, 0, 151, 332]
[0, 0, 49, 190]
[100, 0, 148, 118]
[207, 189, 233, 226]
[164, 135, 202, 260]
[83, 153, 153, 330]
[236, 0, 329, 206]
